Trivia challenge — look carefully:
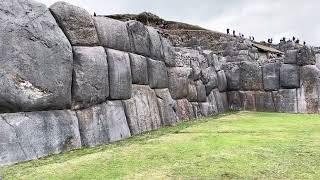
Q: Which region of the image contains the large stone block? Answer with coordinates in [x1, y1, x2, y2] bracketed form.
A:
[297, 46, 316, 65]
[280, 64, 300, 88]
[201, 67, 218, 95]
[196, 80, 207, 102]
[168, 67, 192, 99]
[213, 89, 228, 113]
[254, 91, 275, 112]
[148, 58, 169, 89]
[227, 91, 241, 111]
[76, 101, 131, 147]
[175, 99, 195, 121]
[273, 89, 298, 113]
[0, 0, 73, 113]
[123, 85, 161, 135]
[297, 65, 320, 113]
[129, 53, 148, 85]
[0, 110, 81, 166]
[147, 27, 163, 59]
[49, 2, 99, 46]
[127, 21, 151, 56]
[263, 63, 280, 91]
[240, 61, 263, 90]
[72, 46, 109, 109]
[217, 70, 228, 92]
[107, 49, 132, 100]
[155, 89, 179, 126]
[284, 50, 297, 64]
[202, 50, 221, 71]
[94, 17, 131, 52]
[187, 81, 198, 102]
[207, 91, 219, 115]
[224, 63, 241, 91]
[239, 91, 256, 111]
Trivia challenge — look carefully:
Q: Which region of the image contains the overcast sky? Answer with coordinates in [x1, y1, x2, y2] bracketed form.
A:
[39, 0, 320, 46]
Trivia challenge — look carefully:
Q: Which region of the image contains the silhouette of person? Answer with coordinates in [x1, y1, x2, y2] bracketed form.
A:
[94, 12, 96, 17]
[227, 28, 230, 35]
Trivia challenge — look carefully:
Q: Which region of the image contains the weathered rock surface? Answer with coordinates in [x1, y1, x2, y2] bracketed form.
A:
[168, 67, 192, 99]
[127, 21, 151, 56]
[175, 99, 195, 121]
[0, 110, 81, 166]
[207, 91, 219, 115]
[255, 91, 275, 112]
[280, 64, 300, 88]
[224, 63, 240, 91]
[239, 91, 256, 111]
[129, 53, 149, 85]
[94, 17, 131, 52]
[240, 61, 263, 90]
[284, 50, 297, 64]
[148, 58, 169, 89]
[227, 91, 241, 111]
[196, 80, 207, 102]
[155, 89, 179, 126]
[49, 1, 99, 46]
[263, 63, 280, 91]
[217, 70, 228, 92]
[201, 67, 218, 95]
[147, 27, 163, 59]
[123, 85, 161, 135]
[0, 0, 73, 113]
[187, 81, 198, 102]
[72, 46, 108, 109]
[203, 50, 221, 71]
[273, 89, 298, 113]
[76, 101, 131, 147]
[213, 89, 228, 113]
[107, 49, 132, 100]
[297, 65, 320, 113]
[297, 46, 316, 66]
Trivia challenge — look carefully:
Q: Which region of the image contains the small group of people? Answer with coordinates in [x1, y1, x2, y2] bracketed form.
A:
[226, 29, 250, 39]
[281, 36, 306, 45]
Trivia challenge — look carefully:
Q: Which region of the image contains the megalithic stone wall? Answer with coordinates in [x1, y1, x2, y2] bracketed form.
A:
[0, 0, 319, 166]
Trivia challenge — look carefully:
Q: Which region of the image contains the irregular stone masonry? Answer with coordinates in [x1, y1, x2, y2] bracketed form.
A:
[0, 0, 319, 166]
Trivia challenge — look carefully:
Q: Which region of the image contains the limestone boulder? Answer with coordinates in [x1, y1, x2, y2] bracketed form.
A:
[187, 81, 198, 102]
[129, 53, 148, 85]
[94, 17, 131, 52]
[240, 61, 263, 90]
[263, 62, 280, 91]
[123, 85, 161, 135]
[254, 91, 275, 112]
[175, 99, 195, 121]
[196, 80, 207, 102]
[203, 50, 221, 71]
[239, 91, 256, 111]
[0, 0, 73, 113]
[213, 89, 228, 113]
[155, 89, 179, 126]
[280, 64, 300, 88]
[0, 110, 81, 166]
[207, 91, 219, 115]
[297, 65, 320, 113]
[217, 70, 228, 92]
[223, 63, 241, 91]
[49, 1, 99, 46]
[107, 49, 132, 100]
[76, 101, 131, 147]
[72, 47, 108, 110]
[227, 91, 241, 111]
[127, 21, 151, 56]
[148, 58, 169, 89]
[201, 67, 218, 95]
[168, 67, 192, 99]
[147, 27, 163, 59]
[297, 46, 316, 65]
[273, 89, 298, 113]
[284, 50, 297, 64]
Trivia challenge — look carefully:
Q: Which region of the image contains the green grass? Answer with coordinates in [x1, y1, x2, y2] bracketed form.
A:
[1, 112, 320, 179]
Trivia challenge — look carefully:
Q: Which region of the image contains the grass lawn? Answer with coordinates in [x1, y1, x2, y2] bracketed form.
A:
[1, 112, 320, 179]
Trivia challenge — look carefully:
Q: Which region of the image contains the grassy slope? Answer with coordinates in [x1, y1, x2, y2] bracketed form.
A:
[1, 112, 320, 179]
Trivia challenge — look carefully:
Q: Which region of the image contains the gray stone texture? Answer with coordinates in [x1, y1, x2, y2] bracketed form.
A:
[280, 64, 300, 88]
[284, 50, 297, 64]
[227, 91, 241, 111]
[273, 89, 298, 113]
[255, 91, 275, 112]
[0, 0, 73, 113]
[127, 21, 151, 56]
[196, 80, 207, 102]
[72, 46, 109, 110]
[0, 110, 81, 166]
[217, 70, 228, 92]
[148, 58, 169, 89]
[263, 63, 280, 91]
[224, 63, 241, 91]
[129, 53, 148, 85]
[207, 91, 219, 115]
[168, 67, 192, 99]
[297, 46, 316, 66]
[213, 89, 228, 113]
[155, 89, 179, 126]
[123, 85, 161, 135]
[240, 61, 263, 90]
[76, 101, 131, 147]
[94, 17, 131, 52]
[147, 27, 164, 59]
[175, 99, 195, 121]
[107, 49, 132, 100]
[49, 2, 99, 46]
[203, 50, 221, 71]
[239, 91, 256, 111]
[187, 81, 198, 102]
[201, 67, 218, 95]
[297, 65, 320, 113]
